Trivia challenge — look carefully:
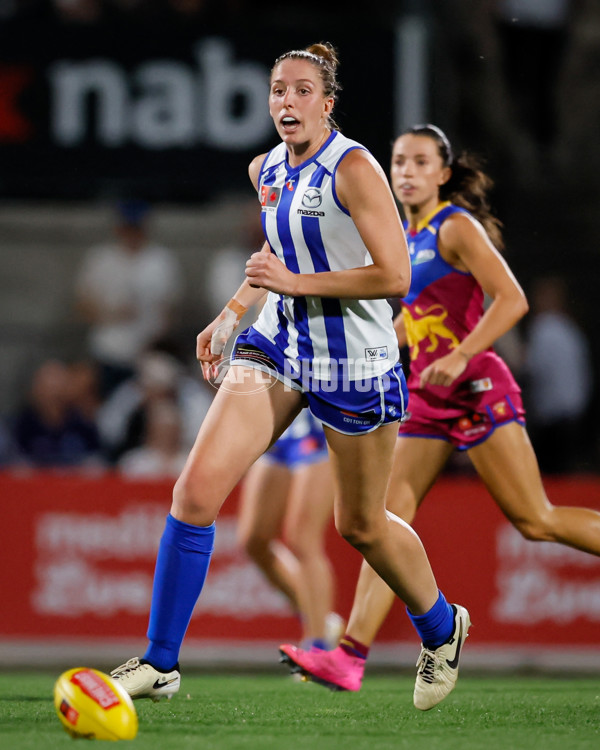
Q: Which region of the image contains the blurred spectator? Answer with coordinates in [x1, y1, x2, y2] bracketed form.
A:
[11, 359, 103, 469]
[66, 360, 102, 423]
[97, 349, 213, 463]
[75, 199, 184, 398]
[523, 276, 593, 473]
[118, 398, 188, 478]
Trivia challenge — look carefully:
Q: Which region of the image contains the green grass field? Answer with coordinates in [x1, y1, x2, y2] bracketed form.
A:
[2, 671, 600, 750]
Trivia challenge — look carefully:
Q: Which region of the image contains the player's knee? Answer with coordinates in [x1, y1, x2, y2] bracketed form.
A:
[172, 474, 209, 520]
[512, 513, 554, 542]
[335, 514, 379, 552]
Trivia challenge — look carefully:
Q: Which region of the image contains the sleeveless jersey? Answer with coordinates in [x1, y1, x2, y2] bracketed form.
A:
[401, 202, 520, 415]
[252, 130, 399, 382]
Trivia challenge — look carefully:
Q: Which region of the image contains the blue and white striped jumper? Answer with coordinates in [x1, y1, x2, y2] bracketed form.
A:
[247, 129, 399, 385]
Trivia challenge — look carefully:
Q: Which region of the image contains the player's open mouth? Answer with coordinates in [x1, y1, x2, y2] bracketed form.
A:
[281, 116, 299, 131]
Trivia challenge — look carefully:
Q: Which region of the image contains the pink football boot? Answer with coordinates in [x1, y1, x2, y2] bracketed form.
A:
[279, 644, 364, 692]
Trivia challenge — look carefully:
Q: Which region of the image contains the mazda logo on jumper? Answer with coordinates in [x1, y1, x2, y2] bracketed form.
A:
[302, 188, 323, 208]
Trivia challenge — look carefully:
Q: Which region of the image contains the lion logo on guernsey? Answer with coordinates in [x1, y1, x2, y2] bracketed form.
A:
[403, 304, 460, 358]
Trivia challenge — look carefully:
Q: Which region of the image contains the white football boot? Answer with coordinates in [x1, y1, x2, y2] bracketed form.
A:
[413, 604, 471, 711]
[324, 612, 346, 650]
[110, 658, 180, 702]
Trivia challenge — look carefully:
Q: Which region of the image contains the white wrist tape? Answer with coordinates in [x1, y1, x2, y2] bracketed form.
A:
[210, 306, 240, 356]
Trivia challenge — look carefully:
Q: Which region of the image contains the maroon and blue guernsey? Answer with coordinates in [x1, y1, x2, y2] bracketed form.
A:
[399, 202, 523, 446]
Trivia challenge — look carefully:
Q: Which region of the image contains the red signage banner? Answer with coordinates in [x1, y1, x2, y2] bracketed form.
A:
[2, 473, 600, 649]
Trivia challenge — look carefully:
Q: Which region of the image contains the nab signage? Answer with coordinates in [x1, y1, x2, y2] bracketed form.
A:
[50, 39, 271, 150]
[0, 19, 395, 200]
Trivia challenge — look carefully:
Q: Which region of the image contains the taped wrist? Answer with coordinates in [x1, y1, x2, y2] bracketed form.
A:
[210, 303, 245, 356]
[226, 298, 248, 320]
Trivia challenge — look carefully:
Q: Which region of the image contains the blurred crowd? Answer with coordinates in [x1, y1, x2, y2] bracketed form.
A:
[0, 347, 215, 477]
[0, 198, 216, 478]
[0, 348, 214, 477]
[0, 195, 268, 479]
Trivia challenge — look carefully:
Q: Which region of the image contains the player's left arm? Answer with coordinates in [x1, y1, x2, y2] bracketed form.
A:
[393, 310, 408, 348]
[245, 150, 411, 300]
[420, 212, 528, 388]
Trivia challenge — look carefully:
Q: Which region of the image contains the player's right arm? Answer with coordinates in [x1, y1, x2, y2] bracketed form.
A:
[196, 267, 268, 378]
[196, 153, 269, 379]
[248, 153, 266, 191]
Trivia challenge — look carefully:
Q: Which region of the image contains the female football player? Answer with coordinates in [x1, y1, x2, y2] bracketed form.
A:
[278, 124, 600, 693]
[111, 48, 469, 712]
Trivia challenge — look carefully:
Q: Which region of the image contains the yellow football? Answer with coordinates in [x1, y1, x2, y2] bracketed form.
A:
[53, 667, 138, 741]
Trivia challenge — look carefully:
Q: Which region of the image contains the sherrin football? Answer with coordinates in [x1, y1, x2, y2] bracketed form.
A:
[53, 667, 138, 740]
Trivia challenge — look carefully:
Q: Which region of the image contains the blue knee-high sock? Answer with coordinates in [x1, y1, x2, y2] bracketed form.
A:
[407, 590, 454, 649]
[144, 513, 215, 671]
